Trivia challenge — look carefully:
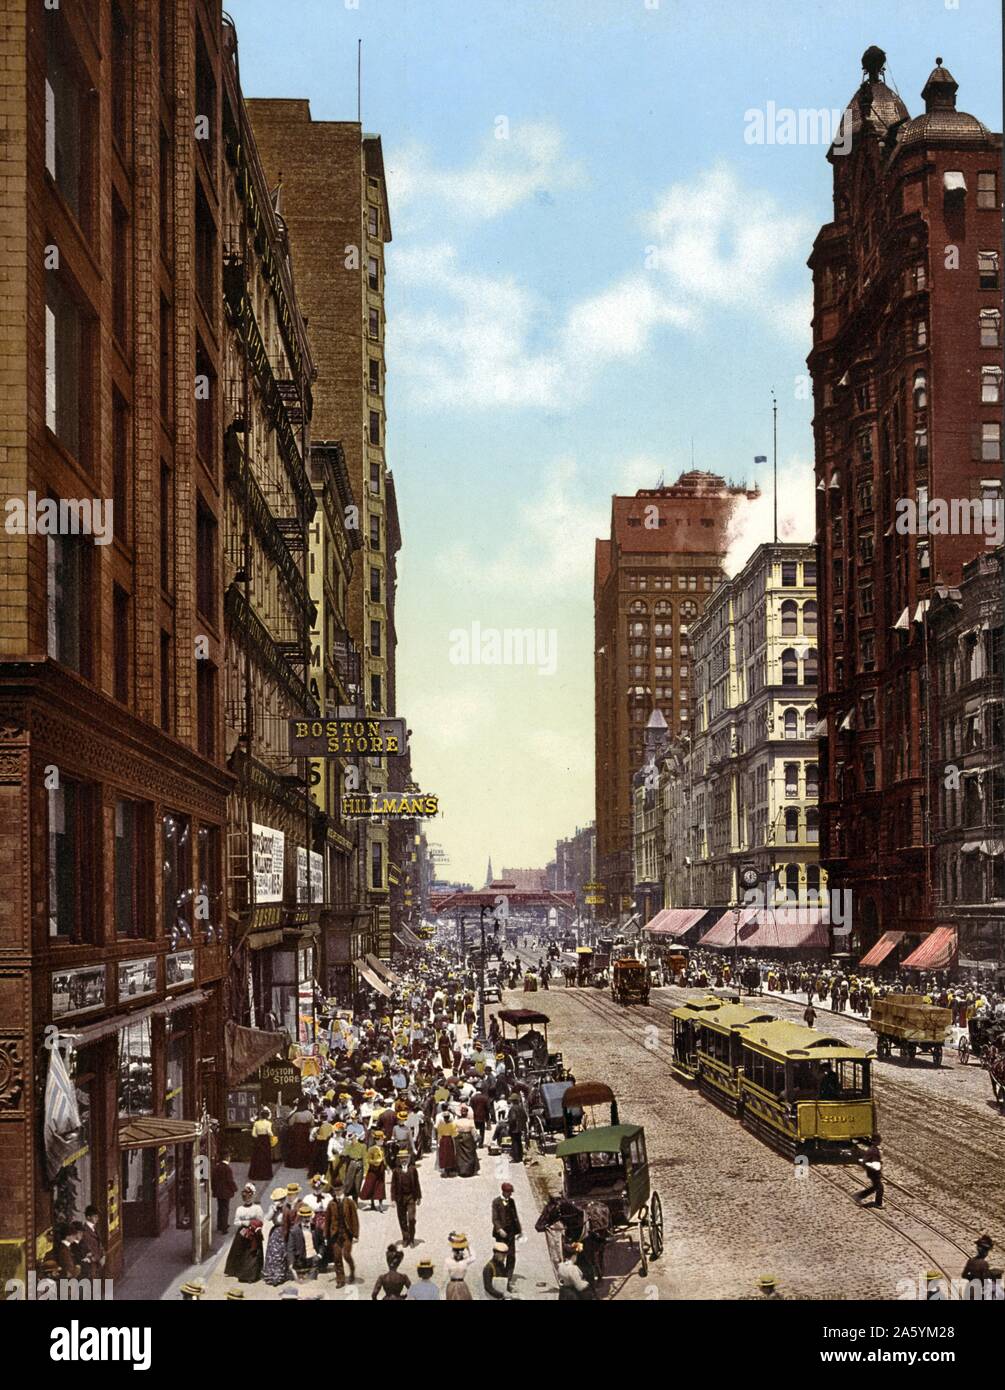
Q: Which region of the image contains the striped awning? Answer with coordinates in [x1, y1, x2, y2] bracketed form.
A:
[353, 959, 391, 997]
[858, 930, 905, 968]
[642, 908, 706, 938]
[698, 906, 829, 950]
[366, 953, 402, 986]
[901, 926, 957, 971]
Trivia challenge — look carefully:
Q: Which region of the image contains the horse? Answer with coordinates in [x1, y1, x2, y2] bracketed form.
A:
[536, 1195, 608, 1287]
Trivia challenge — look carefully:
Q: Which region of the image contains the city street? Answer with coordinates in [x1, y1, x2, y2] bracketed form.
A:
[511, 977, 1002, 1301]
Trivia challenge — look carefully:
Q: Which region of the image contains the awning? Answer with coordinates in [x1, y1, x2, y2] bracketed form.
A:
[119, 1116, 201, 1150]
[858, 930, 905, 968]
[839, 708, 856, 731]
[943, 170, 966, 193]
[397, 925, 424, 948]
[698, 906, 829, 950]
[353, 959, 391, 997]
[225, 1020, 288, 1087]
[893, 607, 910, 631]
[914, 600, 930, 623]
[901, 926, 958, 971]
[247, 929, 285, 950]
[643, 907, 706, 937]
[366, 953, 402, 986]
[813, 718, 828, 736]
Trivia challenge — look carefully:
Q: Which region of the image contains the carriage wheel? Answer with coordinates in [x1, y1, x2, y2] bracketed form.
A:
[932, 1044, 943, 1068]
[637, 1217, 649, 1277]
[649, 1191, 664, 1259]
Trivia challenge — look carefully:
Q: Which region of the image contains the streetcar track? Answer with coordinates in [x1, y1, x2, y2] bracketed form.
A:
[549, 984, 983, 1284]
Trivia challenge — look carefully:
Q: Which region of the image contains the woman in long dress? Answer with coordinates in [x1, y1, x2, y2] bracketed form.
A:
[247, 1108, 275, 1182]
[286, 1100, 314, 1172]
[453, 1107, 479, 1178]
[262, 1187, 291, 1286]
[224, 1184, 264, 1283]
[359, 1139, 387, 1211]
[436, 1114, 457, 1176]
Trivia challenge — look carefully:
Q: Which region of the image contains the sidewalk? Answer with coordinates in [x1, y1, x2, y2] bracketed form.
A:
[160, 1147, 557, 1302]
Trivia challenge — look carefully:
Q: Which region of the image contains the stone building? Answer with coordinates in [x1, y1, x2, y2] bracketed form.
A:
[0, 0, 231, 1285]
[594, 471, 757, 917]
[808, 48, 1003, 954]
[929, 549, 1004, 969]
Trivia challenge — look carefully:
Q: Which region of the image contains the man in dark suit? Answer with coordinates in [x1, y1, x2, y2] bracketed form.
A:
[211, 1152, 238, 1234]
[324, 1179, 360, 1287]
[491, 1182, 522, 1290]
[391, 1151, 422, 1247]
[78, 1205, 105, 1279]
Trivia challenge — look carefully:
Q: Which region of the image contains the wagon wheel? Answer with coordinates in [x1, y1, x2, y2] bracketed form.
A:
[637, 1214, 649, 1277]
[932, 1044, 943, 1068]
[648, 1191, 664, 1260]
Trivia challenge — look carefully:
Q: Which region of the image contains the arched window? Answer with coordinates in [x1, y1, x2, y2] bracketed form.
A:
[784, 762, 799, 797]
[785, 808, 799, 843]
[680, 600, 698, 620]
[786, 862, 801, 894]
[781, 648, 799, 685]
[806, 864, 821, 902]
[781, 600, 798, 637]
[804, 706, 818, 737]
[806, 762, 819, 798]
[803, 601, 817, 636]
[629, 599, 647, 614]
[806, 809, 820, 844]
[913, 370, 927, 409]
[783, 708, 799, 739]
[803, 648, 818, 685]
[654, 599, 671, 615]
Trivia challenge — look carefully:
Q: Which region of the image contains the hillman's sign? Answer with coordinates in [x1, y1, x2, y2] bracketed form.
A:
[341, 792, 439, 819]
[289, 717, 406, 756]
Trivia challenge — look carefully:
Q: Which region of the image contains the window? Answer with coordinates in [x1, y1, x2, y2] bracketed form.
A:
[861, 693, 876, 729]
[785, 808, 799, 843]
[46, 27, 88, 226]
[368, 308, 379, 338]
[780, 600, 798, 636]
[367, 205, 379, 236]
[370, 567, 380, 603]
[194, 29, 216, 161]
[803, 648, 818, 685]
[115, 800, 146, 939]
[197, 661, 216, 758]
[162, 813, 192, 942]
[860, 634, 875, 671]
[195, 182, 216, 313]
[370, 673, 382, 711]
[112, 191, 129, 348]
[49, 779, 93, 940]
[47, 531, 88, 675]
[369, 410, 380, 445]
[806, 809, 819, 844]
[112, 390, 129, 542]
[369, 358, 380, 393]
[913, 371, 927, 410]
[980, 309, 1000, 347]
[160, 463, 172, 590]
[781, 561, 797, 586]
[915, 428, 928, 467]
[197, 825, 222, 943]
[368, 255, 379, 290]
[982, 423, 1001, 462]
[785, 763, 799, 798]
[159, 126, 172, 251]
[803, 601, 817, 636]
[371, 839, 383, 890]
[806, 763, 819, 798]
[915, 319, 927, 347]
[981, 367, 1002, 403]
[783, 708, 798, 739]
[803, 561, 816, 586]
[977, 171, 998, 209]
[369, 515, 380, 549]
[110, 2, 131, 153]
[863, 750, 876, 791]
[195, 341, 215, 464]
[781, 648, 798, 686]
[196, 501, 216, 618]
[45, 277, 88, 460]
[160, 294, 173, 423]
[979, 250, 1000, 289]
[113, 584, 130, 702]
[160, 631, 172, 732]
[370, 620, 381, 657]
[804, 706, 817, 738]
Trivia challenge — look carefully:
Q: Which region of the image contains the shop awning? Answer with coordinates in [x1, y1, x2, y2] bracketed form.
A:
[901, 926, 958, 971]
[698, 907, 829, 950]
[858, 930, 905, 968]
[225, 1020, 288, 1088]
[397, 925, 424, 948]
[353, 959, 391, 997]
[643, 907, 706, 938]
[366, 953, 402, 986]
[119, 1116, 201, 1150]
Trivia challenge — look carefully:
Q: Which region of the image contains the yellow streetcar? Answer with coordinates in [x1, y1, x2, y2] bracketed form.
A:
[737, 1020, 877, 1160]
[694, 1003, 777, 1115]
[669, 995, 726, 1081]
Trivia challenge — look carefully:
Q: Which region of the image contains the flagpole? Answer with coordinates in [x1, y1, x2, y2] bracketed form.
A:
[772, 389, 778, 544]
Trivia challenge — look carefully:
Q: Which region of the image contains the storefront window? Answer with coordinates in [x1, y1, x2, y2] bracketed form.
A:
[162, 812, 192, 944]
[115, 799, 147, 938]
[165, 1018, 188, 1120]
[196, 824, 221, 944]
[118, 1018, 153, 1117]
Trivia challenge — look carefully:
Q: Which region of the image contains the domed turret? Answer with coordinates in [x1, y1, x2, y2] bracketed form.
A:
[896, 57, 990, 148]
[831, 46, 910, 155]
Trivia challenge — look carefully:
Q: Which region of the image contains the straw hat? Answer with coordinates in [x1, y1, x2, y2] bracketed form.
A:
[449, 1232, 469, 1250]
[270, 1187, 287, 1202]
[226, 1289, 245, 1300]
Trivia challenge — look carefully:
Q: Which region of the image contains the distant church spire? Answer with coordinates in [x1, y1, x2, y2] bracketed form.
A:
[485, 856, 494, 887]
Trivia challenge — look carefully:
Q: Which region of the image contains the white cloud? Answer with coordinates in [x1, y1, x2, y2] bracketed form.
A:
[386, 122, 584, 230]
[643, 162, 812, 341]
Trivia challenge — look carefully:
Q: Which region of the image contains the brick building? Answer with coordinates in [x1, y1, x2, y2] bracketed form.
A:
[594, 472, 756, 916]
[808, 48, 1003, 955]
[246, 100, 408, 962]
[0, 0, 232, 1285]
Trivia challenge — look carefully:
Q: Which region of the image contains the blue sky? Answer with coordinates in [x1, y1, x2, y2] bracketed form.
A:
[228, 0, 1002, 887]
